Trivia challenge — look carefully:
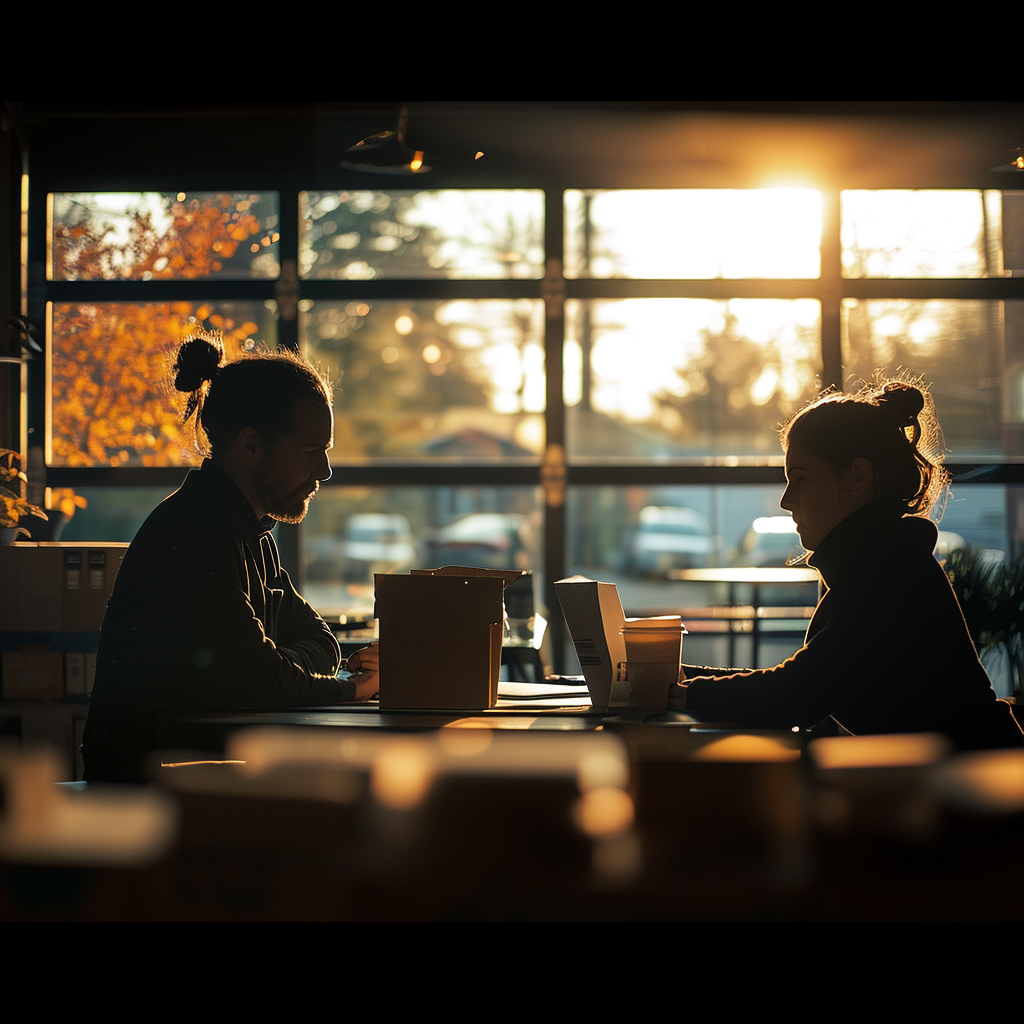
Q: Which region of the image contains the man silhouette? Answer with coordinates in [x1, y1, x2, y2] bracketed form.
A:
[83, 332, 376, 782]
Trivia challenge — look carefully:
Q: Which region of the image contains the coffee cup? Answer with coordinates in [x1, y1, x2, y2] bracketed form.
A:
[618, 616, 685, 712]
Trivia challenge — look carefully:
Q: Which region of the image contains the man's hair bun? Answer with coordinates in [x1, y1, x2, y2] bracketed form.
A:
[173, 333, 224, 394]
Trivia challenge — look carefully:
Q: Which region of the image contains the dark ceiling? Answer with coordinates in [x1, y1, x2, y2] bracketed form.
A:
[8, 101, 1024, 189]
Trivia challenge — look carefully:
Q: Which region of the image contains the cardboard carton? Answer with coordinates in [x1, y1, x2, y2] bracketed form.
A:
[553, 575, 628, 711]
[2, 646, 64, 700]
[375, 566, 526, 711]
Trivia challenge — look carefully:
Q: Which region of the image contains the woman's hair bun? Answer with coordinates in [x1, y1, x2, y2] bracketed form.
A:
[173, 333, 224, 393]
[877, 381, 924, 428]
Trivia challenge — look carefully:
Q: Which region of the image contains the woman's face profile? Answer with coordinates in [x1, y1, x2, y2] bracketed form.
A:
[781, 445, 872, 551]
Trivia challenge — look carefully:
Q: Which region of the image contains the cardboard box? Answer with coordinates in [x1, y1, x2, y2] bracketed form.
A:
[553, 575, 628, 711]
[2, 646, 65, 700]
[375, 566, 526, 711]
[0, 542, 127, 631]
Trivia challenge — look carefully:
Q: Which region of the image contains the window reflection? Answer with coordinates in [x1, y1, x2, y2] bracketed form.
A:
[299, 189, 544, 280]
[565, 298, 821, 462]
[48, 192, 280, 281]
[301, 299, 545, 462]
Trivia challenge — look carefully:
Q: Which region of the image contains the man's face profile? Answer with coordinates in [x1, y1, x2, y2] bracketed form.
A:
[253, 398, 334, 524]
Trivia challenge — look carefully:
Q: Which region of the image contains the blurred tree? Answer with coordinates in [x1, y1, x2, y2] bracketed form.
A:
[654, 308, 820, 457]
[301, 190, 446, 280]
[301, 190, 545, 460]
[52, 192, 276, 281]
[842, 299, 1003, 457]
[51, 302, 257, 466]
[300, 190, 541, 281]
[49, 193, 275, 466]
[306, 299, 542, 459]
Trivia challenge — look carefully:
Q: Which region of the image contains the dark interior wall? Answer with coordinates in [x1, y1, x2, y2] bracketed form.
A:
[12, 100, 1024, 190]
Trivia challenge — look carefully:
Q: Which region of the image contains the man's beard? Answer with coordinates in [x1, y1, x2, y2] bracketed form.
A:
[257, 477, 318, 524]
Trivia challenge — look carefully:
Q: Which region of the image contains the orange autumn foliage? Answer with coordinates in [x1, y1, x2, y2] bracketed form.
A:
[50, 193, 270, 466]
[51, 303, 258, 467]
[52, 194, 268, 281]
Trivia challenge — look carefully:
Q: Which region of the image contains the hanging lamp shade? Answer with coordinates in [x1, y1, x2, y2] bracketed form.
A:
[991, 147, 1024, 172]
[341, 105, 432, 175]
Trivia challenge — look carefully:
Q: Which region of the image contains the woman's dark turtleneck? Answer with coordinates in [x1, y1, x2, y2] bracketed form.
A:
[807, 500, 938, 591]
[682, 498, 1024, 749]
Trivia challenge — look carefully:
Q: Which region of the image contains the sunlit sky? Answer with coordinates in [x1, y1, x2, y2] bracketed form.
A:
[841, 190, 1001, 277]
[565, 188, 823, 279]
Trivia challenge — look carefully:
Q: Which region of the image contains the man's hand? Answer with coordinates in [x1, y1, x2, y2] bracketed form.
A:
[344, 643, 379, 701]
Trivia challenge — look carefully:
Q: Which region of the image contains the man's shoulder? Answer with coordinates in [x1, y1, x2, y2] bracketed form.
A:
[127, 470, 246, 559]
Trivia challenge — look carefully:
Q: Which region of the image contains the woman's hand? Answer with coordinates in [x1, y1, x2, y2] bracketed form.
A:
[668, 665, 687, 709]
[344, 643, 379, 701]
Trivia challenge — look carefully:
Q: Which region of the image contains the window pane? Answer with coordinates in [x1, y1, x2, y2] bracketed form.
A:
[566, 483, 1019, 682]
[564, 189, 821, 279]
[49, 301, 274, 467]
[301, 485, 544, 619]
[567, 484, 816, 671]
[840, 190, 1014, 279]
[565, 298, 822, 462]
[48, 192, 280, 281]
[299, 190, 544, 280]
[301, 299, 545, 462]
[842, 299, 1024, 460]
[48, 486, 179, 543]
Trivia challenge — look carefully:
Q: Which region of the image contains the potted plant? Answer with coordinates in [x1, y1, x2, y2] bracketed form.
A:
[944, 545, 1024, 712]
[0, 447, 47, 542]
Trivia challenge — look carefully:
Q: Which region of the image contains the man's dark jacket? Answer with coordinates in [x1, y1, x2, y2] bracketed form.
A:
[684, 502, 1024, 750]
[83, 460, 354, 780]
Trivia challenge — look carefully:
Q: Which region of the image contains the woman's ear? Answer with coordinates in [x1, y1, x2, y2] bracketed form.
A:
[841, 457, 875, 504]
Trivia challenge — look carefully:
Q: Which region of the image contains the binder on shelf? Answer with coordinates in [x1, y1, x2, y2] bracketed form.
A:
[0, 542, 127, 632]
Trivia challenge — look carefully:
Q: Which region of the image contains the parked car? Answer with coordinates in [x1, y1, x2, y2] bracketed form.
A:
[337, 513, 417, 581]
[426, 512, 531, 570]
[734, 516, 804, 567]
[626, 506, 712, 576]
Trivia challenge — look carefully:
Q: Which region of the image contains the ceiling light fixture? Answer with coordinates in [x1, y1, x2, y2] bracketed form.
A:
[341, 104, 432, 175]
[991, 147, 1024, 172]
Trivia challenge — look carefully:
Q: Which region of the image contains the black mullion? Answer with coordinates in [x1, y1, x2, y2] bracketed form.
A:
[299, 279, 541, 301]
[544, 188, 567, 672]
[44, 460, 1024, 491]
[273, 189, 303, 574]
[840, 279, 1024, 300]
[25, 161, 48, 455]
[565, 278, 825, 300]
[821, 187, 843, 390]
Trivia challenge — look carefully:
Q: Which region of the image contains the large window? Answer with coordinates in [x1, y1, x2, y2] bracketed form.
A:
[28, 119, 1024, 682]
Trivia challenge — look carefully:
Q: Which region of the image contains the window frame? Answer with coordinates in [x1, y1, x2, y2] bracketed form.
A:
[24, 120, 1024, 673]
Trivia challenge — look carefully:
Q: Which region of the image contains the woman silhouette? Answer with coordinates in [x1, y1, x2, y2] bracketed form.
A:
[669, 378, 1024, 750]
